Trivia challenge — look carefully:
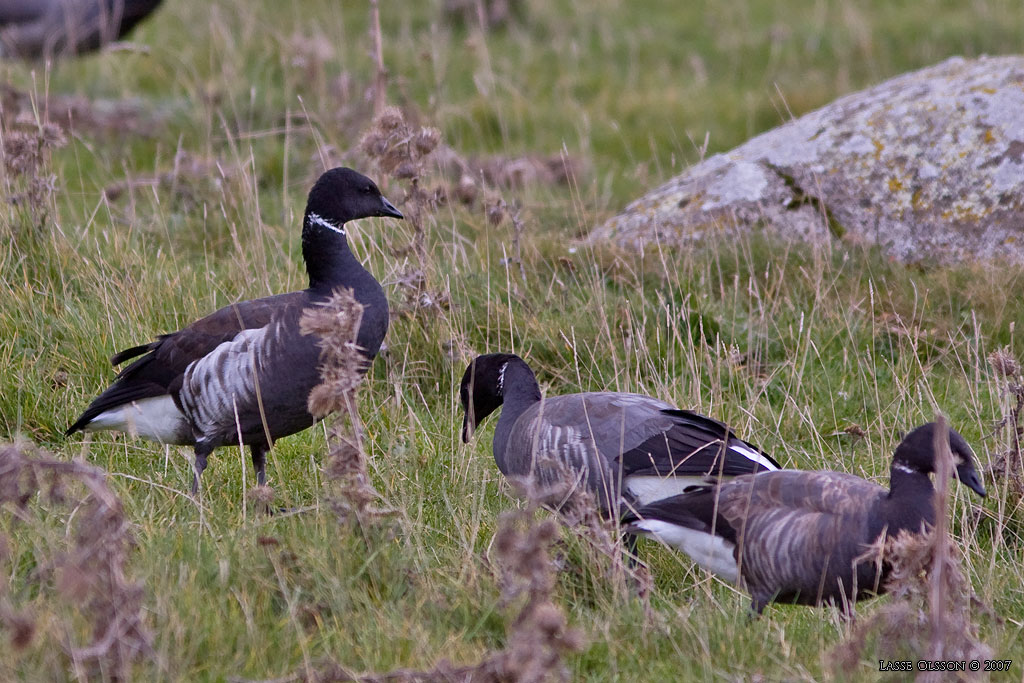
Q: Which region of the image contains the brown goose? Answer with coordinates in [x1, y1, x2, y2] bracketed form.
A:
[67, 168, 402, 492]
[624, 422, 987, 613]
[459, 353, 779, 515]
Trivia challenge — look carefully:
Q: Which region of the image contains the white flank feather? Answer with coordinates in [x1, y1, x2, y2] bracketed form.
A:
[632, 519, 739, 583]
[624, 474, 707, 506]
[86, 395, 192, 445]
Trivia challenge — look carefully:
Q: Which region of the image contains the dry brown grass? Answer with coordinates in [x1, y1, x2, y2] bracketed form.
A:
[986, 346, 1024, 498]
[0, 108, 65, 233]
[0, 442, 152, 679]
[257, 506, 582, 683]
[301, 288, 392, 524]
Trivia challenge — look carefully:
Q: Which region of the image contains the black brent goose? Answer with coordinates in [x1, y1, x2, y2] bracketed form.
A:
[459, 353, 779, 515]
[624, 422, 987, 613]
[67, 167, 403, 492]
[0, 0, 163, 58]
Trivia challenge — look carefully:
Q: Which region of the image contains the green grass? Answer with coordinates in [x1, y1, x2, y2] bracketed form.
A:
[3, 0, 1024, 679]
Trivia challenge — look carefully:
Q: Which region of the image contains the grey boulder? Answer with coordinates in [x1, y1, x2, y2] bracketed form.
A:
[590, 56, 1024, 264]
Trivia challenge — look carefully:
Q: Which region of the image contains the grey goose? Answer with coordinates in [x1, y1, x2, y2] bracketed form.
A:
[0, 0, 163, 58]
[67, 167, 402, 492]
[624, 422, 987, 613]
[459, 353, 779, 515]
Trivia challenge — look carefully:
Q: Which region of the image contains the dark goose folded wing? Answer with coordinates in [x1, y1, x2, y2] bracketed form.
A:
[67, 292, 305, 434]
[616, 408, 779, 478]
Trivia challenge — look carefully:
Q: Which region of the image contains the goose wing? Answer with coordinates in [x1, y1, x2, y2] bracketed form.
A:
[504, 393, 774, 509]
[615, 408, 779, 478]
[716, 471, 888, 605]
[67, 292, 304, 434]
[501, 393, 667, 508]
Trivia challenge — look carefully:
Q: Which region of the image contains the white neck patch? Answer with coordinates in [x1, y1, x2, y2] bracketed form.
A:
[892, 462, 917, 475]
[497, 361, 508, 395]
[308, 212, 345, 236]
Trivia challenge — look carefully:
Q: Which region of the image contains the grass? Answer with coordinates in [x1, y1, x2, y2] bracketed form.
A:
[2, 0, 1024, 679]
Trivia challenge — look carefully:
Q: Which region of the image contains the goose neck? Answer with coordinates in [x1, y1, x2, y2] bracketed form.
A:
[885, 462, 937, 527]
[491, 359, 541, 470]
[303, 222, 364, 290]
[499, 358, 542, 408]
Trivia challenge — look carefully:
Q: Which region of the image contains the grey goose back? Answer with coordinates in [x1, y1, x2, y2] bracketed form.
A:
[459, 353, 779, 515]
[624, 422, 987, 613]
[66, 167, 403, 492]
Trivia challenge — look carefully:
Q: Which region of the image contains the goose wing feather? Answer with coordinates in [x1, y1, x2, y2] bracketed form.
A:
[501, 393, 671, 508]
[716, 471, 888, 605]
[617, 408, 779, 477]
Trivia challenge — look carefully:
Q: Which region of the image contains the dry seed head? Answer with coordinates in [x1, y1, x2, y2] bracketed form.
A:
[39, 123, 67, 148]
[988, 346, 1020, 378]
[359, 130, 390, 159]
[323, 438, 362, 480]
[393, 160, 418, 179]
[413, 126, 441, 156]
[0, 443, 151, 673]
[300, 288, 365, 418]
[2, 132, 37, 174]
[487, 198, 507, 226]
[532, 603, 566, 635]
[455, 173, 478, 204]
[246, 485, 275, 506]
[2, 608, 36, 651]
[375, 105, 405, 132]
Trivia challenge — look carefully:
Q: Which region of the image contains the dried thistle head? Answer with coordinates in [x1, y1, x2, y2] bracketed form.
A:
[323, 433, 392, 524]
[455, 173, 479, 205]
[835, 524, 993, 672]
[303, 289, 394, 524]
[38, 123, 66, 148]
[1, 120, 66, 175]
[0, 442, 151, 675]
[988, 346, 1020, 378]
[489, 508, 584, 682]
[287, 30, 333, 73]
[493, 510, 560, 605]
[322, 438, 363, 481]
[2, 117, 68, 231]
[2, 131, 40, 174]
[376, 105, 404, 132]
[300, 288, 366, 418]
[246, 485, 275, 506]
[359, 106, 440, 178]
[486, 197, 507, 226]
[412, 126, 441, 156]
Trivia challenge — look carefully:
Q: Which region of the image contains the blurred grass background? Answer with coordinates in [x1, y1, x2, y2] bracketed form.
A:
[1, 0, 1023, 679]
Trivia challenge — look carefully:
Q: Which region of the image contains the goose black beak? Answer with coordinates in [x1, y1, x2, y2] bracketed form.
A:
[461, 414, 474, 443]
[956, 464, 987, 498]
[379, 196, 403, 219]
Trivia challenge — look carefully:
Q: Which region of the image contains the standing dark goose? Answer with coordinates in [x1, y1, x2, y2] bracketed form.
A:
[459, 353, 779, 515]
[67, 167, 403, 492]
[624, 422, 987, 613]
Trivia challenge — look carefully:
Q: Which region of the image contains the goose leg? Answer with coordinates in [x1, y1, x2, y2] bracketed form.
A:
[250, 444, 268, 487]
[622, 531, 640, 567]
[191, 441, 214, 495]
